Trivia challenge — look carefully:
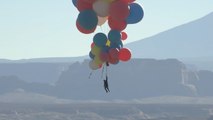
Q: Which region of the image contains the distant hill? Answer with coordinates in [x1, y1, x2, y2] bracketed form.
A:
[181, 57, 213, 71]
[0, 63, 71, 83]
[0, 56, 87, 63]
[0, 89, 71, 104]
[127, 12, 213, 59]
[0, 76, 53, 95]
[0, 56, 89, 83]
[133, 96, 213, 104]
[54, 59, 202, 100]
[0, 59, 213, 101]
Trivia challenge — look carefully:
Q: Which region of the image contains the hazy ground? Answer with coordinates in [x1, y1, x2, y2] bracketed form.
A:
[0, 103, 213, 120]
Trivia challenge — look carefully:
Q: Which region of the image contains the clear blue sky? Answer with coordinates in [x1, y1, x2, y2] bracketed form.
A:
[0, 0, 212, 60]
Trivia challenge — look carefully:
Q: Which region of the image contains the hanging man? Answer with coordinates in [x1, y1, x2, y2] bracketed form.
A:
[104, 76, 110, 93]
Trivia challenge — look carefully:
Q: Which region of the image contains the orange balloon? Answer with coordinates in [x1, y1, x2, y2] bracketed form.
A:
[98, 16, 108, 26]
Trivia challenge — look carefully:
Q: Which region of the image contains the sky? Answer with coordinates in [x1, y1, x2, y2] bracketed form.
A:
[0, 0, 213, 60]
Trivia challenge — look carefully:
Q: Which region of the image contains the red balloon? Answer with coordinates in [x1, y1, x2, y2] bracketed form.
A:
[99, 64, 103, 68]
[109, 57, 119, 64]
[100, 52, 109, 62]
[109, 48, 119, 59]
[108, 16, 127, 31]
[76, 21, 95, 34]
[91, 42, 95, 48]
[119, 48, 131, 61]
[77, 0, 93, 11]
[109, 0, 130, 21]
[108, 48, 119, 64]
[84, 0, 96, 4]
[121, 32, 128, 40]
[121, 0, 135, 3]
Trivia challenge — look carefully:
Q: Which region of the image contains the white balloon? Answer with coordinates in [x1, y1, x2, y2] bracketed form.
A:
[89, 60, 99, 70]
[98, 16, 108, 26]
[93, 0, 109, 17]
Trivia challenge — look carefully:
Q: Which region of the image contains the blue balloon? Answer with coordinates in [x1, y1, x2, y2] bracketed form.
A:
[93, 33, 108, 47]
[126, 3, 144, 24]
[89, 51, 95, 59]
[77, 10, 98, 30]
[109, 40, 122, 49]
[72, 0, 77, 7]
[117, 40, 123, 48]
[102, 46, 110, 52]
[110, 43, 118, 49]
[108, 30, 121, 43]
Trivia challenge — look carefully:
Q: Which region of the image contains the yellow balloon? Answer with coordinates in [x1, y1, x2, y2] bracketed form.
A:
[106, 39, 111, 47]
[91, 45, 101, 56]
[94, 55, 104, 65]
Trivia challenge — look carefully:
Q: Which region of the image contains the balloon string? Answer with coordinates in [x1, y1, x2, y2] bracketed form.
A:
[100, 26, 104, 33]
[88, 70, 94, 79]
[101, 63, 105, 79]
[106, 62, 108, 78]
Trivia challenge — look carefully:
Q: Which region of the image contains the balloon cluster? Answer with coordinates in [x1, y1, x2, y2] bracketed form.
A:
[73, 0, 144, 70]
